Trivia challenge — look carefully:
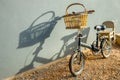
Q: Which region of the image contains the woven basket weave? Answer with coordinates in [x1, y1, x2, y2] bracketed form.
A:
[64, 3, 88, 29]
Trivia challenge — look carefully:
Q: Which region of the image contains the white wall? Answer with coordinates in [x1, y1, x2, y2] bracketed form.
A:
[0, 0, 120, 79]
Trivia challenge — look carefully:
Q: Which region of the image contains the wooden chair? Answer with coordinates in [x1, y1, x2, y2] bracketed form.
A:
[99, 21, 115, 42]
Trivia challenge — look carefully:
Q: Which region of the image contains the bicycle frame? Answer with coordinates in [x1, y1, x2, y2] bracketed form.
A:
[77, 31, 101, 52]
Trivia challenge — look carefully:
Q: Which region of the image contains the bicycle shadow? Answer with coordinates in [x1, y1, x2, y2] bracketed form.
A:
[17, 11, 62, 74]
[17, 11, 90, 74]
[51, 27, 90, 60]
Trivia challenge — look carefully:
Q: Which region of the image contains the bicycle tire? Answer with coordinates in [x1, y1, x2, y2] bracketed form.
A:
[69, 51, 85, 76]
[101, 39, 112, 58]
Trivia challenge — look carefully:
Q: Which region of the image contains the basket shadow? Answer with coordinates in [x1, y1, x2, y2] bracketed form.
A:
[17, 11, 62, 48]
[16, 11, 62, 74]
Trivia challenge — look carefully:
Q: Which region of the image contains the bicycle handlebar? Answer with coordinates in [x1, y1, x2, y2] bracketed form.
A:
[87, 10, 95, 14]
[73, 10, 95, 15]
[63, 10, 95, 17]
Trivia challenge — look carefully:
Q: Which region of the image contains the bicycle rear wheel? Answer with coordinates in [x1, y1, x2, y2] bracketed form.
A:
[69, 51, 85, 76]
[101, 39, 112, 58]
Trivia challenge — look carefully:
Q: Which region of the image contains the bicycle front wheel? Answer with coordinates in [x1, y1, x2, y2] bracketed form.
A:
[101, 39, 112, 58]
[69, 51, 85, 76]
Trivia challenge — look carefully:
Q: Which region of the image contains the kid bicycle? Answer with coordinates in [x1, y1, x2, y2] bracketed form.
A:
[69, 25, 112, 76]
[63, 3, 112, 76]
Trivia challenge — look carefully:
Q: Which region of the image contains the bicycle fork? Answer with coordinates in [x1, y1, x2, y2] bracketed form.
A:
[76, 33, 83, 61]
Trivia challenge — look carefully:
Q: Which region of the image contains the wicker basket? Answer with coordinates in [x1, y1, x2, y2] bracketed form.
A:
[64, 3, 88, 29]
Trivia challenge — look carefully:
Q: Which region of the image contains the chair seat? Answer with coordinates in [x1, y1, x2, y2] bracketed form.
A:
[99, 31, 114, 35]
[99, 31, 114, 40]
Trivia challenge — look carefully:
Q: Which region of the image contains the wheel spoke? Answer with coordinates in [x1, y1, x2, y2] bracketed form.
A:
[102, 39, 111, 58]
[69, 52, 85, 76]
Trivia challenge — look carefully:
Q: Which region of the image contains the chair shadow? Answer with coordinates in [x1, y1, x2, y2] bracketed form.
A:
[16, 11, 62, 74]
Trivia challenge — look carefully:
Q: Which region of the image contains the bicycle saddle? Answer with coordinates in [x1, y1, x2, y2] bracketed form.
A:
[94, 25, 106, 31]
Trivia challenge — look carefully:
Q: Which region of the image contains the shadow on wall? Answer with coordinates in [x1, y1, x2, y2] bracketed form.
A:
[52, 27, 90, 59]
[16, 11, 90, 74]
[18, 11, 62, 48]
[31, 27, 90, 64]
[17, 11, 62, 74]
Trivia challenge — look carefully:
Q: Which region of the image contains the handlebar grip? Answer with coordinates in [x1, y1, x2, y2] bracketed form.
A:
[87, 10, 95, 14]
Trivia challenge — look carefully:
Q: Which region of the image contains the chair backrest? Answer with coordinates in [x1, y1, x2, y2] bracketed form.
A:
[102, 21, 115, 31]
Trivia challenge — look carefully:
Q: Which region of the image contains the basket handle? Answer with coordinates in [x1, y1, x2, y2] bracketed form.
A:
[65, 3, 87, 15]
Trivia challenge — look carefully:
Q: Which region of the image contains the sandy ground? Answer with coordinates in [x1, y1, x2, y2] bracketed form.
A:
[6, 44, 120, 80]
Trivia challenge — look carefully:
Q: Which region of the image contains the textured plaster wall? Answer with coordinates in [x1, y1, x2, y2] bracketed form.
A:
[0, 0, 120, 79]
